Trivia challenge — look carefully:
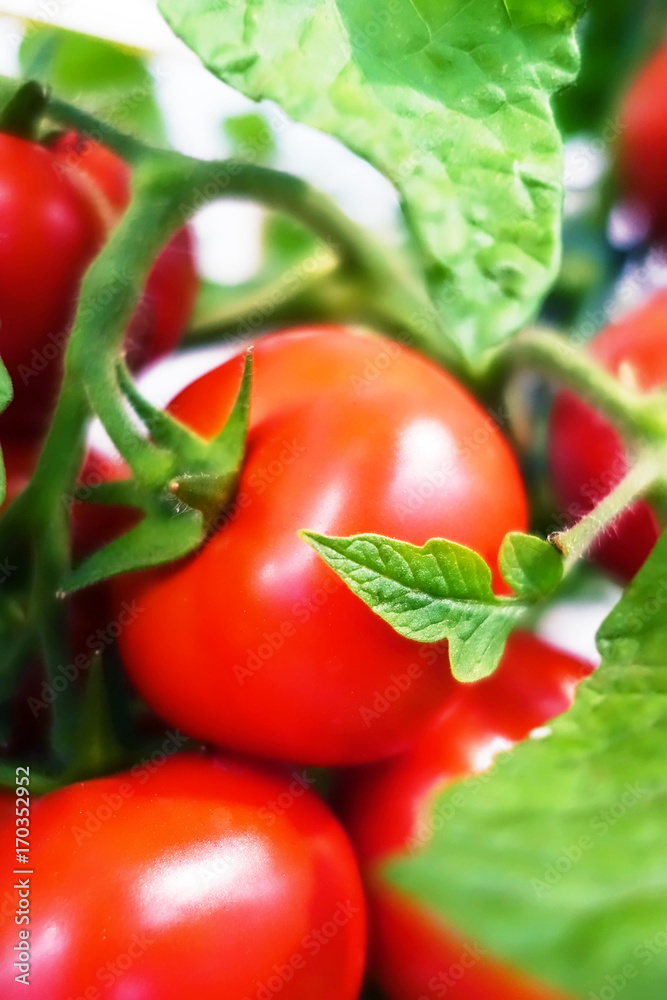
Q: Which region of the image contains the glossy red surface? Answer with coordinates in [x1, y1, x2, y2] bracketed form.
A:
[618, 42, 667, 234]
[112, 327, 528, 765]
[0, 754, 366, 999]
[0, 133, 104, 432]
[0, 131, 197, 437]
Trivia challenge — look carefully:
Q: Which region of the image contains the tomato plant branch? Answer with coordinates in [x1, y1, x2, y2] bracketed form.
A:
[185, 247, 340, 344]
[549, 451, 662, 572]
[42, 91, 466, 377]
[483, 326, 667, 446]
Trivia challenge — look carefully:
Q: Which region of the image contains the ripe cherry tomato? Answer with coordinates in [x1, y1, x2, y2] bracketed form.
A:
[548, 293, 666, 582]
[111, 327, 528, 765]
[0, 131, 197, 436]
[0, 753, 366, 1000]
[0, 133, 103, 434]
[341, 631, 594, 1000]
[617, 42, 667, 234]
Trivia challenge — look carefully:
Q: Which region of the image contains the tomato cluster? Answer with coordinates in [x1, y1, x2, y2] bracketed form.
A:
[0, 86, 653, 997]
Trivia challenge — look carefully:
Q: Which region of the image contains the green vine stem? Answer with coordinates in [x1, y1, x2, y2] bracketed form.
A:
[41, 93, 465, 377]
[482, 326, 667, 446]
[549, 451, 663, 573]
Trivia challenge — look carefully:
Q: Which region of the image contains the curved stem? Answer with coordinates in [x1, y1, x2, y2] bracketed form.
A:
[550, 451, 661, 572]
[44, 92, 465, 375]
[186, 246, 340, 344]
[45, 95, 148, 165]
[482, 326, 667, 445]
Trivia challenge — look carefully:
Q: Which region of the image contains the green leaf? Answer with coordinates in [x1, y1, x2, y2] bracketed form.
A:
[386, 530, 667, 999]
[20, 24, 165, 144]
[0, 357, 12, 506]
[300, 531, 525, 682]
[500, 531, 563, 598]
[159, 0, 581, 359]
[63, 499, 204, 593]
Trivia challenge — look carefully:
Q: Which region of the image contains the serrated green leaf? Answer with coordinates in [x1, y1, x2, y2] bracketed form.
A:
[500, 531, 564, 598]
[63, 500, 204, 593]
[300, 531, 525, 682]
[386, 531, 667, 998]
[159, 0, 581, 359]
[20, 24, 165, 144]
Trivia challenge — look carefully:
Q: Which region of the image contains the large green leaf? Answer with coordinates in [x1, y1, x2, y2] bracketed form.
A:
[20, 24, 165, 144]
[159, 0, 581, 359]
[386, 531, 667, 998]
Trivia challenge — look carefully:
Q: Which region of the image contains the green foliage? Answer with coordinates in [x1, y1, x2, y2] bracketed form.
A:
[300, 531, 529, 681]
[159, 0, 582, 360]
[387, 531, 667, 998]
[20, 24, 165, 144]
[499, 532, 564, 598]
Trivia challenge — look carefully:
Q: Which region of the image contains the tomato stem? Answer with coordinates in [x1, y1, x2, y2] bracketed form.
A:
[549, 451, 661, 572]
[0, 80, 46, 140]
[483, 326, 667, 446]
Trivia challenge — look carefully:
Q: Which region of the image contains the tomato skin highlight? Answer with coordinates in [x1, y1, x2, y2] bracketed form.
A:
[548, 293, 666, 582]
[111, 326, 528, 766]
[0, 753, 366, 1000]
[341, 631, 593, 1000]
[0, 131, 197, 436]
[618, 42, 667, 234]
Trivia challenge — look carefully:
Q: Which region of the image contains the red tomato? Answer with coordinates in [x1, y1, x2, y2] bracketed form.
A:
[341, 631, 594, 1000]
[111, 327, 528, 765]
[0, 133, 103, 434]
[548, 293, 666, 581]
[0, 753, 366, 1000]
[0, 131, 198, 436]
[618, 42, 667, 234]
